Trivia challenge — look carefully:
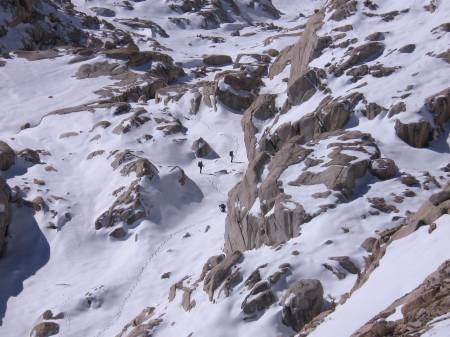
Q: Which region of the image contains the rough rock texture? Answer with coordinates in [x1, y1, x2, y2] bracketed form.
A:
[369, 158, 399, 180]
[241, 94, 278, 161]
[225, 130, 380, 253]
[203, 54, 232, 66]
[203, 250, 243, 301]
[115, 307, 162, 337]
[215, 70, 264, 112]
[192, 137, 217, 158]
[241, 280, 276, 314]
[0, 0, 86, 53]
[336, 42, 385, 74]
[394, 119, 432, 148]
[287, 11, 329, 107]
[0, 141, 16, 171]
[281, 279, 324, 332]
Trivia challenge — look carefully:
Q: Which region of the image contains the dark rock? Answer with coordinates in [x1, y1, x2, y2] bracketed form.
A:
[281, 279, 324, 332]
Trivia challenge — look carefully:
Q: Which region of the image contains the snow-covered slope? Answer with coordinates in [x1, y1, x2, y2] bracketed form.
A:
[1, 1, 450, 337]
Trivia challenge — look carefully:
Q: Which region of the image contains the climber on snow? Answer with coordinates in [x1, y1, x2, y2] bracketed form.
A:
[219, 203, 226, 213]
[229, 150, 234, 163]
[198, 160, 204, 174]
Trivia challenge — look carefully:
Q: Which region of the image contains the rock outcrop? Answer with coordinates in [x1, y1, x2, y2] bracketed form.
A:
[0, 141, 16, 171]
[225, 128, 381, 253]
[0, 0, 86, 53]
[281, 279, 324, 332]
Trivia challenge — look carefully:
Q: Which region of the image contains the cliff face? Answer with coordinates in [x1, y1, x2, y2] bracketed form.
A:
[224, 0, 450, 253]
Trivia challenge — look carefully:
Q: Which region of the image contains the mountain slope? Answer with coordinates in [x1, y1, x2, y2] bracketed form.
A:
[0, 1, 450, 337]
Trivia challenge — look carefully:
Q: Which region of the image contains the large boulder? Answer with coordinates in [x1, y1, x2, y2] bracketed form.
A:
[337, 42, 385, 73]
[288, 68, 326, 106]
[191, 138, 218, 158]
[395, 119, 432, 148]
[0, 141, 16, 171]
[426, 87, 450, 126]
[203, 54, 233, 67]
[203, 251, 243, 301]
[216, 71, 264, 112]
[369, 158, 399, 180]
[281, 279, 324, 332]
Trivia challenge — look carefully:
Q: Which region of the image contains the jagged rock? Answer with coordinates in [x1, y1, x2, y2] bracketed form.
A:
[281, 279, 324, 332]
[368, 197, 399, 214]
[219, 269, 242, 297]
[330, 0, 357, 21]
[242, 94, 278, 161]
[225, 129, 379, 253]
[329, 256, 360, 274]
[17, 148, 40, 164]
[157, 119, 187, 135]
[288, 67, 326, 106]
[203, 251, 243, 301]
[288, 11, 328, 105]
[388, 102, 406, 117]
[114, 103, 132, 115]
[241, 287, 276, 314]
[363, 102, 386, 120]
[191, 138, 217, 158]
[0, 0, 86, 54]
[216, 70, 264, 112]
[113, 114, 151, 135]
[361, 237, 377, 253]
[30, 322, 59, 337]
[25, 196, 47, 212]
[337, 42, 385, 73]
[369, 64, 398, 78]
[426, 87, 450, 126]
[115, 307, 162, 337]
[203, 54, 232, 67]
[395, 119, 432, 148]
[0, 141, 16, 170]
[111, 151, 159, 179]
[244, 269, 262, 289]
[370, 158, 399, 180]
[181, 287, 196, 311]
[346, 65, 369, 79]
[200, 254, 225, 280]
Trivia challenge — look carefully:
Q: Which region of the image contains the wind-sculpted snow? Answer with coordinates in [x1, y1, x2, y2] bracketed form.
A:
[1, 0, 450, 336]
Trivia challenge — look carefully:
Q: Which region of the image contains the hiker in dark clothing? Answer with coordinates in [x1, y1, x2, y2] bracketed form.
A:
[198, 160, 204, 174]
[219, 203, 226, 213]
[229, 151, 234, 163]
